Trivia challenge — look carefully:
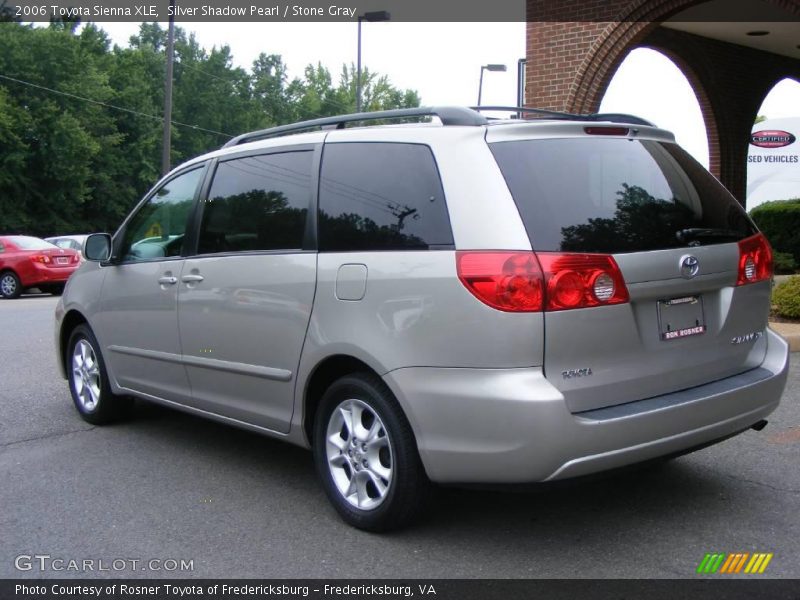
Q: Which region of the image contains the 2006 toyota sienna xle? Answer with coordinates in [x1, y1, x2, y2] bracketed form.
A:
[55, 106, 789, 531]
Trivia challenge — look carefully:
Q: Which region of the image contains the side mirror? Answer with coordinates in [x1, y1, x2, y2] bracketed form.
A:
[84, 233, 112, 262]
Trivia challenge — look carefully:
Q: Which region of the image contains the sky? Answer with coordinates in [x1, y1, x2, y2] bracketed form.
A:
[94, 21, 800, 169]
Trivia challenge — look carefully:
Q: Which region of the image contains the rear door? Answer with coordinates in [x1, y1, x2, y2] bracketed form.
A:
[177, 147, 318, 432]
[489, 131, 771, 412]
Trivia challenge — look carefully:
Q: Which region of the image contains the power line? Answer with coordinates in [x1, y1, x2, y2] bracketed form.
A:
[0, 72, 234, 139]
[180, 61, 237, 84]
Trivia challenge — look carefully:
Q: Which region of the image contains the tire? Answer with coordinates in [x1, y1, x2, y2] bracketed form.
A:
[0, 271, 22, 299]
[67, 324, 132, 424]
[313, 372, 431, 531]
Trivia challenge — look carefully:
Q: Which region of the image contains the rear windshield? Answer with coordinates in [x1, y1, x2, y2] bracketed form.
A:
[489, 138, 756, 253]
[6, 236, 57, 250]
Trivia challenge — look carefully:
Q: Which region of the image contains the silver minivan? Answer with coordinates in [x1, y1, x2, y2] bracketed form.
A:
[55, 106, 789, 531]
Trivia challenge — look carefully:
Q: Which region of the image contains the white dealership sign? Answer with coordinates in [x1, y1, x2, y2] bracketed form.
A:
[746, 117, 800, 211]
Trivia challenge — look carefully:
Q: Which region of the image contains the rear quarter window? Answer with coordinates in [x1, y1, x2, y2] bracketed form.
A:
[318, 142, 453, 251]
[489, 138, 755, 253]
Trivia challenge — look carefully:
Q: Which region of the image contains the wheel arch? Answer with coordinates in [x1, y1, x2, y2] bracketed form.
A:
[0, 268, 21, 291]
[58, 309, 89, 378]
[302, 354, 379, 444]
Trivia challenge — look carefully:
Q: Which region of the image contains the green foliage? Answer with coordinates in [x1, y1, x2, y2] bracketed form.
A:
[772, 276, 800, 320]
[749, 199, 800, 266]
[773, 251, 798, 275]
[0, 21, 420, 236]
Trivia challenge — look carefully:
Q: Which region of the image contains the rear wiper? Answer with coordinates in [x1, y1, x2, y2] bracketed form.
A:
[676, 228, 743, 243]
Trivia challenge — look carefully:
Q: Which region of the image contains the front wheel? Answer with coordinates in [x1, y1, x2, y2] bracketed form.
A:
[313, 373, 431, 531]
[67, 324, 132, 424]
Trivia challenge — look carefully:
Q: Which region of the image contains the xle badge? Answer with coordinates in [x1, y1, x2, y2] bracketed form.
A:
[562, 368, 593, 380]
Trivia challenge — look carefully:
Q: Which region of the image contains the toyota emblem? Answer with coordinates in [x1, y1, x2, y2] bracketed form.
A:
[680, 255, 699, 279]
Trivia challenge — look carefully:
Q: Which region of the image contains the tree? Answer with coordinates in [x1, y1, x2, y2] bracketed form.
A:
[0, 22, 110, 233]
[0, 20, 421, 236]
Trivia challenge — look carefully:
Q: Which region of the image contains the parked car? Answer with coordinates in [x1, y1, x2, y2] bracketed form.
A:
[54, 106, 789, 531]
[0, 235, 80, 299]
[45, 235, 89, 261]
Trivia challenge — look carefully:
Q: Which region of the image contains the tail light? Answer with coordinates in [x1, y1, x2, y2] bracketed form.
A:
[584, 126, 629, 136]
[737, 233, 772, 286]
[72, 253, 80, 263]
[31, 254, 51, 264]
[537, 253, 629, 310]
[456, 251, 629, 312]
[456, 252, 544, 312]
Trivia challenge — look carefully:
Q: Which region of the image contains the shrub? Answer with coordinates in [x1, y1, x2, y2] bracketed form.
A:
[773, 251, 798, 275]
[772, 276, 800, 320]
[750, 199, 800, 265]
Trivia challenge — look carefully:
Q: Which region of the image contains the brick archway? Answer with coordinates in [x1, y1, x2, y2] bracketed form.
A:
[632, 45, 719, 175]
[526, 0, 800, 202]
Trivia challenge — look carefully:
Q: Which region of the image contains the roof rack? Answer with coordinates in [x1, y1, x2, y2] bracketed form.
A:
[222, 106, 488, 148]
[471, 106, 655, 127]
[222, 105, 656, 148]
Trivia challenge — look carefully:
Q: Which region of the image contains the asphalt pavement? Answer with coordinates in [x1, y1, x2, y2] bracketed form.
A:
[1, 295, 798, 579]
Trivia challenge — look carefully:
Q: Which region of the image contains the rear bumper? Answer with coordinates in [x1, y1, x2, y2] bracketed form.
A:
[383, 328, 789, 484]
[20, 262, 77, 287]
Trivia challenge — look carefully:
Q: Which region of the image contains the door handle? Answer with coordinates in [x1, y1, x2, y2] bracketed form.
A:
[181, 274, 204, 283]
[158, 276, 178, 285]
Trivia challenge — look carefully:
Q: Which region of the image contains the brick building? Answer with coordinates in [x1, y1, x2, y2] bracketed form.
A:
[525, 0, 800, 203]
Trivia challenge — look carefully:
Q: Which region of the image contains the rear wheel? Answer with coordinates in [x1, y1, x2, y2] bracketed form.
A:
[0, 271, 22, 299]
[67, 324, 132, 424]
[313, 373, 430, 531]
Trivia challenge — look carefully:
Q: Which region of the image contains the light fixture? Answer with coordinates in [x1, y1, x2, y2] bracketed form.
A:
[477, 64, 507, 106]
[356, 10, 391, 113]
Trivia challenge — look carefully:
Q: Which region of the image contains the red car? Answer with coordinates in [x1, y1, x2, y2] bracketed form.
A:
[0, 235, 81, 299]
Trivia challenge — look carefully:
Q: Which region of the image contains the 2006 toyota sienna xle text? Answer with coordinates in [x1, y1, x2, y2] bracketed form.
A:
[54, 106, 790, 531]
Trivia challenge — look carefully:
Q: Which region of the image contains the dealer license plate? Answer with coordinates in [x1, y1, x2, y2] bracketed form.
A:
[658, 296, 706, 341]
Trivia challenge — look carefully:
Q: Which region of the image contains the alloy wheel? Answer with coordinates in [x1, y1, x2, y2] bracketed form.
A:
[325, 398, 393, 510]
[72, 339, 102, 412]
[0, 274, 17, 297]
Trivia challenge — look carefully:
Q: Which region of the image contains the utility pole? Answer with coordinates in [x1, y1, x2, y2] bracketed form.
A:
[161, 0, 176, 176]
[390, 205, 417, 230]
[356, 15, 362, 112]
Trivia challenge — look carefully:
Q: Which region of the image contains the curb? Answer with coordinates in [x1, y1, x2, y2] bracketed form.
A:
[769, 322, 800, 352]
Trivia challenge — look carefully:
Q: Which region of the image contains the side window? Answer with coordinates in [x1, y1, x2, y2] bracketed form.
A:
[119, 167, 204, 263]
[197, 151, 312, 254]
[318, 143, 453, 251]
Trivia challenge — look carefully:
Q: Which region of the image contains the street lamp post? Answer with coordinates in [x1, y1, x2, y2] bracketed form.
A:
[516, 58, 527, 118]
[356, 10, 391, 113]
[477, 63, 507, 107]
